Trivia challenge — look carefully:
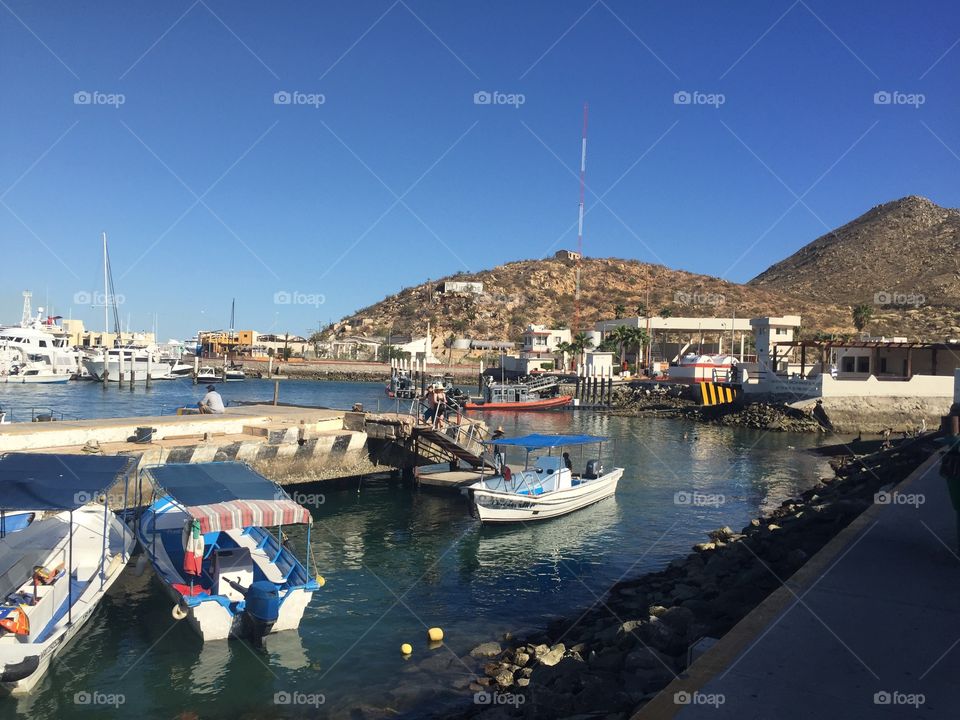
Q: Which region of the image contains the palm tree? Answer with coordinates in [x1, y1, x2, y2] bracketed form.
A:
[571, 332, 594, 368]
[554, 340, 573, 371]
[610, 325, 633, 368]
[625, 326, 650, 373]
[658, 306, 673, 319]
[852, 304, 873, 332]
[613, 303, 626, 319]
[635, 302, 647, 317]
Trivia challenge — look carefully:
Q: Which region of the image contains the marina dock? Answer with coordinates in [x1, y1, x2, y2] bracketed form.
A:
[0, 403, 491, 489]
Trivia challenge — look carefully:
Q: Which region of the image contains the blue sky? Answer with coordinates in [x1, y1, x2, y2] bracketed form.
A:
[2, 1, 959, 339]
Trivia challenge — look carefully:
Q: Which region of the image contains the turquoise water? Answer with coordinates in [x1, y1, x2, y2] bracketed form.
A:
[0, 381, 837, 719]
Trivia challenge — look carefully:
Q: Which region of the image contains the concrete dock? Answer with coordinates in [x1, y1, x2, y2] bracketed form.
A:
[638, 445, 959, 719]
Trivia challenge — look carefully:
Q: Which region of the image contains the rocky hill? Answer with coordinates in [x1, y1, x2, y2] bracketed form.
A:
[750, 196, 960, 339]
[327, 196, 960, 346]
[328, 257, 851, 345]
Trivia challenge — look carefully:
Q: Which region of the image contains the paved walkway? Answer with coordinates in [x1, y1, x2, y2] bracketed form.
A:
[639, 445, 960, 719]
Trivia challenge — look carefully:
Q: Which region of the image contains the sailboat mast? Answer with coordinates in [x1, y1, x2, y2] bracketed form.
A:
[573, 103, 588, 334]
[102, 232, 108, 336]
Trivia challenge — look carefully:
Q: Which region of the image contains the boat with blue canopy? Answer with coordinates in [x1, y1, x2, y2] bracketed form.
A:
[467, 434, 624, 523]
[0, 453, 136, 694]
[133, 462, 322, 642]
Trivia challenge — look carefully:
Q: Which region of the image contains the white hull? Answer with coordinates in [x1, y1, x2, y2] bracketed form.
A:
[82, 358, 173, 382]
[0, 373, 69, 384]
[472, 468, 623, 523]
[0, 507, 133, 695]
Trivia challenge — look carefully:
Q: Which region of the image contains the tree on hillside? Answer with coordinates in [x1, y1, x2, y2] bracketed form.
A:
[635, 302, 647, 317]
[852, 304, 873, 332]
[658, 306, 674, 318]
[614, 303, 626, 319]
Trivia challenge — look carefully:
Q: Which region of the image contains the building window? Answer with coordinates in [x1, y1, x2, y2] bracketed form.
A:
[842, 357, 855, 373]
[879, 357, 887, 373]
[856, 356, 870, 373]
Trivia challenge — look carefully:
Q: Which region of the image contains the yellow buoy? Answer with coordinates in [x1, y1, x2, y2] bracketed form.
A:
[401, 643, 413, 655]
[427, 627, 443, 642]
[316, 575, 326, 587]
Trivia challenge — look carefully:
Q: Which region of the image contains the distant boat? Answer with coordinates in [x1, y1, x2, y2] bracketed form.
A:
[224, 366, 245, 382]
[0, 363, 71, 384]
[464, 377, 571, 411]
[132, 462, 321, 642]
[0, 454, 136, 694]
[81, 345, 174, 382]
[467, 434, 622, 523]
[196, 367, 222, 383]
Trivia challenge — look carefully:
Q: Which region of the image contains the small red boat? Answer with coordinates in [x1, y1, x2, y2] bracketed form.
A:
[464, 395, 572, 411]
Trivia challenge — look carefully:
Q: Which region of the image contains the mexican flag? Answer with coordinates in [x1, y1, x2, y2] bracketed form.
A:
[182, 519, 205, 576]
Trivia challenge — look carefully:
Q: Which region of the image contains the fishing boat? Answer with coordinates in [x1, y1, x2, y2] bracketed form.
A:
[196, 366, 222, 383]
[0, 454, 136, 694]
[467, 434, 623, 523]
[133, 462, 322, 642]
[464, 378, 571, 411]
[0, 362, 71, 384]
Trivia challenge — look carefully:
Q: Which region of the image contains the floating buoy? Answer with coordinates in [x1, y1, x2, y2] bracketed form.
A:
[401, 643, 413, 655]
[171, 604, 188, 621]
[316, 575, 326, 587]
[427, 627, 443, 642]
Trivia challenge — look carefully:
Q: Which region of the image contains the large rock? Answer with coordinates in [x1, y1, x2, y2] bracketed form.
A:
[529, 655, 583, 688]
[470, 641, 502, 659]
[538, 643, 566, 667]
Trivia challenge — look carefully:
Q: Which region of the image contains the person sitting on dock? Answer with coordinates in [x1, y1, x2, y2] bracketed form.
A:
[198, 385, 225, 414]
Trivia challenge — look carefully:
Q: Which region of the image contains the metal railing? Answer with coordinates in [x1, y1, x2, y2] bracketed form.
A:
[407, 397, 488, 458]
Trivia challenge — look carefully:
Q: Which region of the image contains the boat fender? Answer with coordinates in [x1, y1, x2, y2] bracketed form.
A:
[171, 604, 188, 621]
[427, 627, 443, 642]
[134, 553, 148, 577]
[401, 643, 413, 656]
[315, 575, 325, 587]
[0, 655, 40, 683]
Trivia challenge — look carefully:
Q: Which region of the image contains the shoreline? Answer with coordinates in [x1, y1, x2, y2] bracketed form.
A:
[431, 434, 939, 719]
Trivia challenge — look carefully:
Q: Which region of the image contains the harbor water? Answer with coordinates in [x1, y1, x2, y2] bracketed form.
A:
[0, 380, 837, 719]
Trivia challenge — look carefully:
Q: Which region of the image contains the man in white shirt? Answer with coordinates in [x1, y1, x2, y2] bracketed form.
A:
[198, 385, 225, 414]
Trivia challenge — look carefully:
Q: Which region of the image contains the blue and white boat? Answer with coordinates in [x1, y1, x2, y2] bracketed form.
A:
[468, 434, 624, 523]
[0, 454, 136, 694]
[133, 462, 321, 642]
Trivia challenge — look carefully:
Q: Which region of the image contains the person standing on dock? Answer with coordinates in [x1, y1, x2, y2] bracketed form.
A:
[198, 384, 225, 414]
[492, 426, 506, 473]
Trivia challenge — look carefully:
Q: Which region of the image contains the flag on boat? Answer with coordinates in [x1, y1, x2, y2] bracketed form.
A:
[182, 518, 204, 576]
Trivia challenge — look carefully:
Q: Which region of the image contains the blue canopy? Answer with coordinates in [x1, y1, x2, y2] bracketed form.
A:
[143, 462, 288, 507]
[483, 433, 608, 449]
[0, 453, 136, 511]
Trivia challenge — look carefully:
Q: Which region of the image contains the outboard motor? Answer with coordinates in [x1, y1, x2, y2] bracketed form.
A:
[584, 459, 603, 480]
[225, 578, 281, 645]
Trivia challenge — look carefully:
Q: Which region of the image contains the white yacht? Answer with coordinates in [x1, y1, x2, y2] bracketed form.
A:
[0, 301, 79, 383]
[81, 345, 174, 382]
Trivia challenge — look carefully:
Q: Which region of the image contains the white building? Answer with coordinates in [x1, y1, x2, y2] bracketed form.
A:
[596, 315, 754, 368]
[521, 325, 571, 357]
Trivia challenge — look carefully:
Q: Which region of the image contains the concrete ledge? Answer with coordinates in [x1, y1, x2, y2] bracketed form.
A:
[634, 446, 947, 719]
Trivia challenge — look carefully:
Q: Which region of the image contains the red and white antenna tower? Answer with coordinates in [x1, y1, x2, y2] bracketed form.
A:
[573, 103, 588, 334]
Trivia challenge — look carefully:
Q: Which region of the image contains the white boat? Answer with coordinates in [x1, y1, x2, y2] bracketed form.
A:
[0, 363, 70, 384]
[0, 454, 136, 694]
[196, 367, 222, 383]
[467, 434, 623, 523]
[81, 345, 174, 382]
[133, 462, 322, 642]
[0, 294, 79, 382]
[224, 366, 245, 382]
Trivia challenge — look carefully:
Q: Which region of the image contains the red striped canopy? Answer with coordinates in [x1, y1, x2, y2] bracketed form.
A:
[184, 498, 311, 534]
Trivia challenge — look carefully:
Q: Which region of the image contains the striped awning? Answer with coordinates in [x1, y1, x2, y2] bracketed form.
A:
[183, 498, 311, 534]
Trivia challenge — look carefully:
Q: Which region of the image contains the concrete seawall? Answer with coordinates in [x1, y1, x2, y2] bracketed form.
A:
[0, 404, 378, 489]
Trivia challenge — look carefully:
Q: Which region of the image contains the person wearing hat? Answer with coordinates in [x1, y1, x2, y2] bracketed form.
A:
[198, 384, 225, 414]
[492, 426, 506, 473]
